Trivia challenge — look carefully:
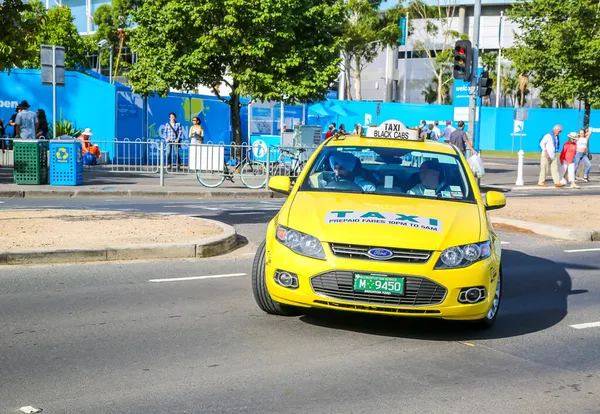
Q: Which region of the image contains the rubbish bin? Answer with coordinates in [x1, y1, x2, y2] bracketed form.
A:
[13, 139, 49, 185]
[49, 140, 83, 186]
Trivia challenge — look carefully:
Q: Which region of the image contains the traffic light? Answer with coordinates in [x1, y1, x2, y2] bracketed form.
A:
[453, 40, 472, 80]
[478, 71, 494, 97]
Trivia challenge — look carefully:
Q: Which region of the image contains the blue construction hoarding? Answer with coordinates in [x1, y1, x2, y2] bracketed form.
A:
[1, 68, 599, 159]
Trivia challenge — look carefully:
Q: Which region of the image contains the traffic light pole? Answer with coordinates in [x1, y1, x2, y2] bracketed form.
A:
[468, 0, 482, 156]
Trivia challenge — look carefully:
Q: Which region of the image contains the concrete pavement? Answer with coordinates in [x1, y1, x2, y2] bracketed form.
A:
[1, 232, 600, 413]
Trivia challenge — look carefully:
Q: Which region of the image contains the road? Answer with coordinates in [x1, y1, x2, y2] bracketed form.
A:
[1, 198, 600, 413]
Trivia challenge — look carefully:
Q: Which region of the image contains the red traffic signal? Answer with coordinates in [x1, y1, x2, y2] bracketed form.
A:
[453, 40, 472, 80]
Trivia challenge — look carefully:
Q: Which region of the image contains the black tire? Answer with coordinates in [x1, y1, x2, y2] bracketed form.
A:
[251, 240, 302, 316]
[472, 267, 502, 329]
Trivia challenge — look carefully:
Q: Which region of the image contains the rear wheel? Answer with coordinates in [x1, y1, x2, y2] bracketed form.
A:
[251, 240, 302, 316]
[472, 267, 502, 329]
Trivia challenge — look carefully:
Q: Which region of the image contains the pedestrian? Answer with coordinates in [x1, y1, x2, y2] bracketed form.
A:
[559, 132, 579, 189]
[14, 100, 38, 139]
[164, 112, 182, 168]
[538, 124, 565, 188]
[441, 120, 455, 143]
[339, 124, 349, 135]
[432, 121, 441, 140]
[425, 123, 437, 140]
[36, 109, 49, 139]
[78, 128, 101, 159]
[574, 128, 592, 182]
[449, 121, 475, 155]
[325, 124, 334, 139]
[0, 120, 6, 152]
[8, 108, 19, 138]
[332, 123, 339, 135]
[189, 116, 204, 144]
[352, 124, 363, 136]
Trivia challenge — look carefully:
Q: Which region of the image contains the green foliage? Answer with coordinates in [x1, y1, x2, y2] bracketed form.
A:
[0, 0, 46, 71]
[49, 109, 82, 139]
[93, 0, 141, 69]
[128, 0, 345, 144]
[410, 0, 464, 104]
[341, 0, 404, 99]
[20, 2, 91, 71]
[507, 0, 600, 125]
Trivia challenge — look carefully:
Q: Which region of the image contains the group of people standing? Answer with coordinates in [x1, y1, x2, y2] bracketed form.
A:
[538, 124, 593, 188]
[0, 100, 49, 144]
[163, 112, 205, 168]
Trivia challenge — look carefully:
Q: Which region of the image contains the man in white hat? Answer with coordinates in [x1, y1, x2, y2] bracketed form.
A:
[78, 128, 100, 159]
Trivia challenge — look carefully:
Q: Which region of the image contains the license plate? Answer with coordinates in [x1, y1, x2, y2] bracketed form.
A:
[353, 274, 404, 295]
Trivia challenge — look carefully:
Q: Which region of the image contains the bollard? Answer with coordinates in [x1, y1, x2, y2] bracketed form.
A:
[159, 141, 165, 187]
[515, 149, 524, 186]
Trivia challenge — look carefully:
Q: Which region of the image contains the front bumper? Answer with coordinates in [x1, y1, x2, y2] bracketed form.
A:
[265, 240, 500, 320]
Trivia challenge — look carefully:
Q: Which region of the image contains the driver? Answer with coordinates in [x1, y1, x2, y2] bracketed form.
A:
[408, 159, 450, 196]
[329, 152, 376, 192]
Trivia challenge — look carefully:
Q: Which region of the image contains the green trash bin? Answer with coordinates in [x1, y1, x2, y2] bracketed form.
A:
[13, 139, 49, 185]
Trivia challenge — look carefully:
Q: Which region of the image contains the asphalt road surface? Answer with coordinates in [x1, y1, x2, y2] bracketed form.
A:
[1, 198, 600, 413]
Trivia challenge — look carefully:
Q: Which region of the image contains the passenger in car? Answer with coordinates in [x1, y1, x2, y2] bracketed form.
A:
[407, 159, 451, 196]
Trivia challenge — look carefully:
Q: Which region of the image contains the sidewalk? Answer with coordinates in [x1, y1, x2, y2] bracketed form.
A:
[0, 167, 276, 198]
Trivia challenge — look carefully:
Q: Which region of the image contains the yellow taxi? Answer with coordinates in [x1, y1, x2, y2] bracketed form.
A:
[251, 120, 506, 328]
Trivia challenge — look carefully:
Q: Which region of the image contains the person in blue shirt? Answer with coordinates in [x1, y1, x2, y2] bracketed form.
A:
[329, 152, 377, 192]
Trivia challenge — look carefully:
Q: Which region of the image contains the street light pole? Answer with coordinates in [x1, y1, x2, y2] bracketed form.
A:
[495, 11, 504, 108]
[467, 0, 481, 154]
[402, 11, 409, 103]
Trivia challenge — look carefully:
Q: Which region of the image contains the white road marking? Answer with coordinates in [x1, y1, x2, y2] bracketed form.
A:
[149, 273, 246, 283]
[230, 212, 262, 215]
[570, 321, 600, 330]
[564, 248, 600, 253]
[501, 241, 510, 245]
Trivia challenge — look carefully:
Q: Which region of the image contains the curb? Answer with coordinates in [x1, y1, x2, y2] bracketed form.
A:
[0, 218, 239, 266]
[491, 217, 599, 242]
[0, 189, 278, 199]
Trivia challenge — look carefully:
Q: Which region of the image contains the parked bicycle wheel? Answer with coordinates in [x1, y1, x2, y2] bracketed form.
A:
[197, 168, 226, 187]
[240, 160, 267, 189]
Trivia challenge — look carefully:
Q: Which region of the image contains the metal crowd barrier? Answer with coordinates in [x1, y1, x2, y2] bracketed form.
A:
[0, 136, 320, 188]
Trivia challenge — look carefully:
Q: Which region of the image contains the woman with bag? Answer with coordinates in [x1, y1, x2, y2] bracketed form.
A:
[574, 128, 592, 182]
[559, 132, 579, 189]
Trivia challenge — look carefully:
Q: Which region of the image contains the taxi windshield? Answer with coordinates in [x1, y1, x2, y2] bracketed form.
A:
[299, 145, 475, 202]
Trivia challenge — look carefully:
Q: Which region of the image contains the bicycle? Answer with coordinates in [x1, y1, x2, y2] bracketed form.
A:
[269, 147, 307, 180]
[195, 145, 267, 189]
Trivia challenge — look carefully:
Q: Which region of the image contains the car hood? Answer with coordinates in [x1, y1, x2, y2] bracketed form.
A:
[286, 191, 482, 251]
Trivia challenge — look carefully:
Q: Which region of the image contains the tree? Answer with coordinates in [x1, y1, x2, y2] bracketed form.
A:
[21, 2, 91, 71]
[340, 0, 402, 100]
[508, 0, 600, 127]
[411, 0, 464, 104]
[0, 0, 45, 71]
[93, 0, 141, 78]
[128, 0, 344, 145]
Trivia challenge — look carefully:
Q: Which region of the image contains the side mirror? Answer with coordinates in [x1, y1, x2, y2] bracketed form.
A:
[268, 176, 292, 195]
[485, 191, 506, 211]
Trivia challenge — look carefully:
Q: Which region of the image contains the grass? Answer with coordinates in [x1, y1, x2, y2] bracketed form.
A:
[480, 150, 540, 159]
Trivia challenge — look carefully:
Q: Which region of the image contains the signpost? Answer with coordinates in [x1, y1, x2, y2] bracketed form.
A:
[401, 13, 409, 103]
[41, 45, 65, 139]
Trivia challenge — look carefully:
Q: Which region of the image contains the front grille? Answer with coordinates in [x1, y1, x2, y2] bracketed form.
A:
[330, 243, 432, 264]
[310, 271, 447, 306]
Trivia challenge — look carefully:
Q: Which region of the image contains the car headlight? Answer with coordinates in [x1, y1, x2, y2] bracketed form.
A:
[435, 241, 491, 269]
[276, 225, 326, 260]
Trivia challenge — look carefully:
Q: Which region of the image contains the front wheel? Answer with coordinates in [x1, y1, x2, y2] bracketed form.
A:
[240, 160, 267, 189]
[472, 267, 502, 329]
[251, 240, 302, 316]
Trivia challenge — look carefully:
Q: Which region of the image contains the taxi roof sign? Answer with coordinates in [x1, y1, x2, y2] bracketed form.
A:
[365, 120, 422, 141]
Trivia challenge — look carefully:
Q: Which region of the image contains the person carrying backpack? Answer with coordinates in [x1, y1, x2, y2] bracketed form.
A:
[164, 112, 182, 168]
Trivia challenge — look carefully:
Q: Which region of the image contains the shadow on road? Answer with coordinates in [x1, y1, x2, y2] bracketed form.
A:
[299, 249, 591, 340]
